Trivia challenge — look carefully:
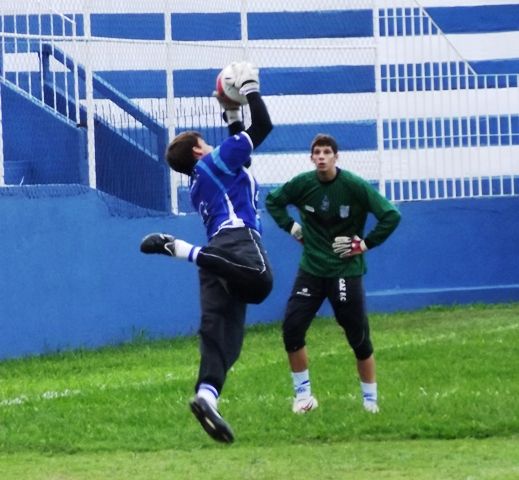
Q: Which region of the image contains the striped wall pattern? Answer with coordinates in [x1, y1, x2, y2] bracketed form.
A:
[1, 0, 518, 209]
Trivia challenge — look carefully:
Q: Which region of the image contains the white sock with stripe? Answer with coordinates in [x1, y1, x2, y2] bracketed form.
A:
[360, 381, 377, 405]
[197, 383, 218, 409]
[174, 239, 201, 262]
[292, 369, 312, 399]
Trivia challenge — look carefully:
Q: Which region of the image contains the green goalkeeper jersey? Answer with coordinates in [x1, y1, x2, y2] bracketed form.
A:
[265, 168, 401, 278]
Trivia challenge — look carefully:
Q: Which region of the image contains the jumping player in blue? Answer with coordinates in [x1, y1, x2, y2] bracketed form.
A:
[140, 62, 273, 443]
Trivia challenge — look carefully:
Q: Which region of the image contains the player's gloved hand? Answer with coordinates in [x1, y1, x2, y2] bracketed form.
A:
[213, 89, 240, 110]
[332, 235, 367, 258]
[290, 221, 303, 243]
[212, 90, 242, 124]
[349, 235, 368, 256]
[232, 61, 260, 96]
[332, 236, 352, 257]
[140, 233, 176, 256]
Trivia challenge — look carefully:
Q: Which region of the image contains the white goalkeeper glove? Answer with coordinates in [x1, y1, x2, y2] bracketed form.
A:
[231, 61, 260, 96]
[290, 221, 303, 243]
[332, 235, 367, 258]
[213, 91, 243, 124]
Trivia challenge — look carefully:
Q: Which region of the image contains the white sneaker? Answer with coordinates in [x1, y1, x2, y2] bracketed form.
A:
[292, 395, 318, 414]
[363, 401, 380, 414]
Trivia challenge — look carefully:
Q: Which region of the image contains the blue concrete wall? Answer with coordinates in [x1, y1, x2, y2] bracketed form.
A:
[362, 197, 519, 310]
[0, 186, 518, 360]
[1, 81, 88, 185]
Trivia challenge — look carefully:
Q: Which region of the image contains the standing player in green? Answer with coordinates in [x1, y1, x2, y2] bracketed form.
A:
[265, 134, 401, 414]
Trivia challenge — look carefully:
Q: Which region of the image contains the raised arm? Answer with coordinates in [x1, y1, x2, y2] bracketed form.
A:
[245, 91, 273, 149]
[214, 61, 273, 150]
[217, 91, 272, 144]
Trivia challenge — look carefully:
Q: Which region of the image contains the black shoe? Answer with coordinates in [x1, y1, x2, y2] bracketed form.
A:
[140, 233, 176, 256]
[189, 396, 234, 444]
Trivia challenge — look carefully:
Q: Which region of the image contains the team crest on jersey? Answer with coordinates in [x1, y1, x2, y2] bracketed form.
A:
[339, 205, 350, 218]
[320, 195, 330, 212]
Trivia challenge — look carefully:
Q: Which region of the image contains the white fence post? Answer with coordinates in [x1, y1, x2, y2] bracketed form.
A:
[82, 7, 96, 188]
[164, 5, 178, 214]
[373, 1, 385, 197]
[240, 0, 249, 60]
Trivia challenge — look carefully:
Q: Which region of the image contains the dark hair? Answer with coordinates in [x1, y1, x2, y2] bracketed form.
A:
[310, 133, 338, 154]
[165, 130, 202, 175]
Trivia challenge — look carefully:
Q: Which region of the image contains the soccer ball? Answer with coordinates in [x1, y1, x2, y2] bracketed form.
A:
[215, 64, 248, 106]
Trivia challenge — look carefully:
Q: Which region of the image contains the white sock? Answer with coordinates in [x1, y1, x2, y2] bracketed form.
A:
[174, 239, 200, 262]
[360, 381, 377, 404]
[197, 383, 218, 409]
[292, 369, 311, 399]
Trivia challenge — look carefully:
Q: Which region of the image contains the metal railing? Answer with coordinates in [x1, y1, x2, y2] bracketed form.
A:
[376, 0, 519, 200]
[1, 2, 170, 210]
[1, 0, 518, 208]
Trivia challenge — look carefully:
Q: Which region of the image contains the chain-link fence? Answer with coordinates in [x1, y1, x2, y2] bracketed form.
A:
[378, 0, 519, 200]
[1, 0, 518, 212]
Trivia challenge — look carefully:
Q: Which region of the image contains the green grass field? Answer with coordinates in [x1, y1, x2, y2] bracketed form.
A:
[1, 303, 518, 479]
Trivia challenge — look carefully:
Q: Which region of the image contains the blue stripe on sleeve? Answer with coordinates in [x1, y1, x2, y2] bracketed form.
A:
[211, 147, 234, 175]
[197, 160, 226, 191]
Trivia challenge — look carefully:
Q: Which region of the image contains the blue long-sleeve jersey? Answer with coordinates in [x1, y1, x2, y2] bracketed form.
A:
[190, 131, 262, 239]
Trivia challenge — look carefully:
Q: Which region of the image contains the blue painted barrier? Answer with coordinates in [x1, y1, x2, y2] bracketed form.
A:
[0, 186, 518, 360]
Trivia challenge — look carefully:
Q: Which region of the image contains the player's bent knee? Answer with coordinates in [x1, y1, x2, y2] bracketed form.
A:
[249, 275, 273, 304]
[230, 273, 273, 304]
[284, 341, 306, 353]
[282, 331, 305, 353]
[353, 338, 373, 360]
